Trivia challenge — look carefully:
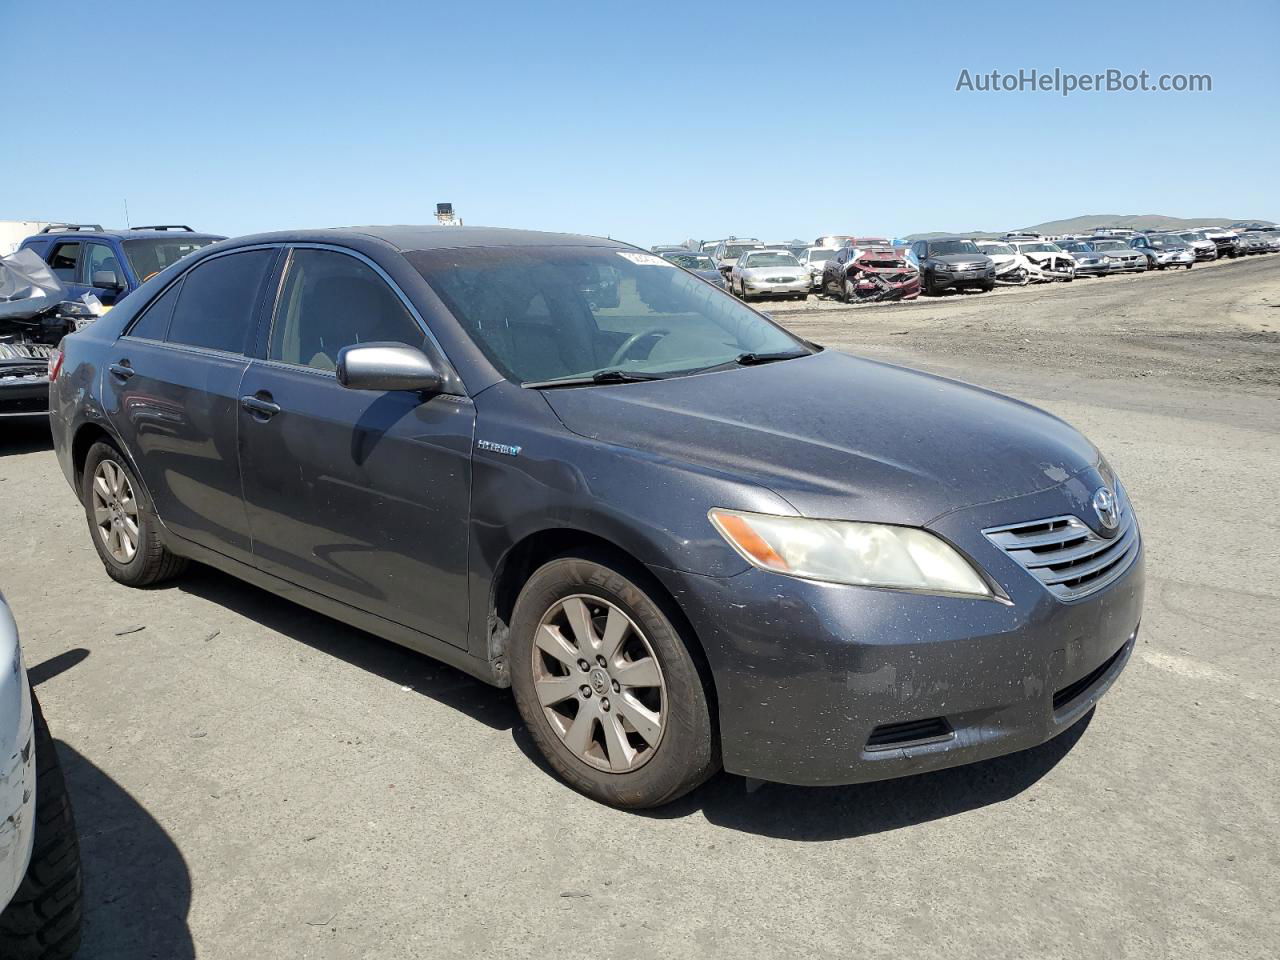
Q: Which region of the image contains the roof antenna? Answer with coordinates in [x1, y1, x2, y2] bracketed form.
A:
[124, 198, 131, 228]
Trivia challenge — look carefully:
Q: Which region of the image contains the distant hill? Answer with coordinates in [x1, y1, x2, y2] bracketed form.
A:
[903, 213, 1273, 241]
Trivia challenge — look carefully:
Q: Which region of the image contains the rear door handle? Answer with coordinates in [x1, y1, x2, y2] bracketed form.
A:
[240, 394, 281, 419]
[108, 362, 134, 381]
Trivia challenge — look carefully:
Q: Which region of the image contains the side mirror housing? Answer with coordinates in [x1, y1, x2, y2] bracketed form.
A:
[92, 270, 124, 290]
[336, 342, 444, 394]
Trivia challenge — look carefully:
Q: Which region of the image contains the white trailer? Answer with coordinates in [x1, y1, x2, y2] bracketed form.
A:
[0, 222, 55, 256]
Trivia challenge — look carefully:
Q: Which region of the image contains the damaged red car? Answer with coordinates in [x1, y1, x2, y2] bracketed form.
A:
[820, 245, 921, 302]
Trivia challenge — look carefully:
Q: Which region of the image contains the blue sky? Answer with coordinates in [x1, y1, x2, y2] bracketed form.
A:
[3, 0, 1276, 245]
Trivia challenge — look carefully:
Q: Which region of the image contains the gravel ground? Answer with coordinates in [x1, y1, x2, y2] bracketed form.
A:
[2, 254, 1277, 959]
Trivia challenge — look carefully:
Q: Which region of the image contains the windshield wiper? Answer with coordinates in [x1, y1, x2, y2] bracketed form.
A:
[732, 350, 811, 366]
[524, 370, 665, 389]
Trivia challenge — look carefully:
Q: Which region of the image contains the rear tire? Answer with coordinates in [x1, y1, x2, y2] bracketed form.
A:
[81, 441, 188, 587]
[509, 554, 718, 808]
[0, 691, 83, 960]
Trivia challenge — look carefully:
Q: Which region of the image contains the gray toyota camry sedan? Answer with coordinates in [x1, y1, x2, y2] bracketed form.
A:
[48, 226, 1143, 808]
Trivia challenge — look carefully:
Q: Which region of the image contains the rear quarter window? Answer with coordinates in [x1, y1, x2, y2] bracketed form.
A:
[126, 280, 183, 341]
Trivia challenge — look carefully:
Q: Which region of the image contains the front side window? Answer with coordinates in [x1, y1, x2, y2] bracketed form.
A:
[47, 242, 82, 282]
[85, 243, 124, 284]
[407, 246, 809, 385]
[167, 250, 275, 353]
[269, 249, 424, 371]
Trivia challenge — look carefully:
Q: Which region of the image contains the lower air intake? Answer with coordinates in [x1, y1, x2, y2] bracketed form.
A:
[865, 717, 953, 750]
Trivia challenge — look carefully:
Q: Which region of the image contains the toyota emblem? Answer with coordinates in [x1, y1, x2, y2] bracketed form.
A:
[1092, 486, 1120, 531]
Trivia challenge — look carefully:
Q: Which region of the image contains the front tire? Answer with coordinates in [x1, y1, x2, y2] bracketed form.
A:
[0, 692, 83, 960]
[81, 441, 188, 587]
[509, 554, 718, 808]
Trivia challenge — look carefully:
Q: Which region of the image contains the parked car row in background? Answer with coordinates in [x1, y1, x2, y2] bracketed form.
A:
[649, 222, 1279, 304]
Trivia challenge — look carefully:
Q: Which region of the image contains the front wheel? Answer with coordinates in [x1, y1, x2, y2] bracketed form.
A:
[509, 555, 718, 808]
[0, 691, 83, 960]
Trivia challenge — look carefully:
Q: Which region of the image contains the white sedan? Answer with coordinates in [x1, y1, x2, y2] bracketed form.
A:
[729, 250, 811, 301]
[798, 247, 840, 289]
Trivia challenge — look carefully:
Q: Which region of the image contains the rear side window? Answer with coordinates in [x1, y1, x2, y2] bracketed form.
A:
[48, 242, 82, 282]
[127, 280, 183, 341]
[167, 250, 275, 353]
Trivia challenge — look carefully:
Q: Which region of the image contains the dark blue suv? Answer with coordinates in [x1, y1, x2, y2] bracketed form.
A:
[19, 224, 223, 308]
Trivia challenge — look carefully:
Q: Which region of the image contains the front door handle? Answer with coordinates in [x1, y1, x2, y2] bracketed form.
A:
[240, 394, 281, 419]
[108, 361, 134, 381]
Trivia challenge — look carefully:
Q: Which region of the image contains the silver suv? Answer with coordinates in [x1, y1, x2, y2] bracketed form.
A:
[710, 237, 765, 281]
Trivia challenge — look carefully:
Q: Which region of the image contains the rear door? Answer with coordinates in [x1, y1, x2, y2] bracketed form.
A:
[237, 246, 475, 646]
[103, 247, 280, 564]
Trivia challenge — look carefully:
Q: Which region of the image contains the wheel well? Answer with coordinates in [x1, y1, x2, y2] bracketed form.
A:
[70, 423, 115, 494]
[490, 529, 717, 711]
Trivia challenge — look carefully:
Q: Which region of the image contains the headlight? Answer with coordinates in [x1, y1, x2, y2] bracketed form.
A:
[930, 261, 951, 272]
[709, 509, 992, 597]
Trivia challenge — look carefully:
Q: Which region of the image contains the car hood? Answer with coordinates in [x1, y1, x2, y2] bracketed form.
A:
[542, 350, 1100, 525]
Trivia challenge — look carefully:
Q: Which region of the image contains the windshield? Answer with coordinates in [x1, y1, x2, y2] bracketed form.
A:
[123, 237, 218, 281]
[723, 243, 761, 259]
[1178, 233, 1202, 242]
[806, 248, 836, 262]
[1017, 242, 1062, 253]
[663, 253, 717, 270]
[930, 240, 980, 255]
[1092, 240, 1127, 251]
[407, 246, 809, 384]
[741, 252, 800, 268]
[978, 243, 1015, 255]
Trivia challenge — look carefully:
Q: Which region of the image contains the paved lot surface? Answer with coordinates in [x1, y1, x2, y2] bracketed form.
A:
[3, 255, 1278, 959]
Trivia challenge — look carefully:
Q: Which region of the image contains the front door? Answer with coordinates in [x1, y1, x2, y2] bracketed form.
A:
[237, 247, 474, 646]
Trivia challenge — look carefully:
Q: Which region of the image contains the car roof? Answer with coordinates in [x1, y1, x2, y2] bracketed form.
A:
[927, 236, 976, 243]
[217, 225, 623, 254]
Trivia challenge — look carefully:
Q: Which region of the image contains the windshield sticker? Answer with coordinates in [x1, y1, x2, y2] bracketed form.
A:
[615, 251, 675, 267]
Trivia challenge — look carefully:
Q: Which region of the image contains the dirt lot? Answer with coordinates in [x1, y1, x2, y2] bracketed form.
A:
[2, 255, 1278, 959]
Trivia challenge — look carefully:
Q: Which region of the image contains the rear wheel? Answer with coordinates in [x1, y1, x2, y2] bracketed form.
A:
[0, 691, 83, 960]
[509, 555, 718, 808]
[81, 441, 187, 587]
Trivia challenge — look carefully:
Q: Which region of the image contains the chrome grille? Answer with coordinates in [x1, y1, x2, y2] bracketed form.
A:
[983, 491, 1139, 601]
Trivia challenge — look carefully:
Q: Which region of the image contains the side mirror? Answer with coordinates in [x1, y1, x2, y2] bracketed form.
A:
[336, 342, 443, 394]
[92, 270, 124, 290]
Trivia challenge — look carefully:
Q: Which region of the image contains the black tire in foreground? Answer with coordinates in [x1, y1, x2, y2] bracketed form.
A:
[509, 554, 719, 808]
[0, 691, 83, 960]
[81, 441, 188, 588]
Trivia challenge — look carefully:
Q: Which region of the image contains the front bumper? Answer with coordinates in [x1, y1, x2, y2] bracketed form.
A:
[743, 278, 810, 297]
[1073, 261, 1110, 276]
[651, 477, 1144, 786]
[934, 268, 994, 288]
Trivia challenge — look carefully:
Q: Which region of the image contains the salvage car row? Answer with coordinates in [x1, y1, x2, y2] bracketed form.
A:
[650, 224, 1280, 304]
